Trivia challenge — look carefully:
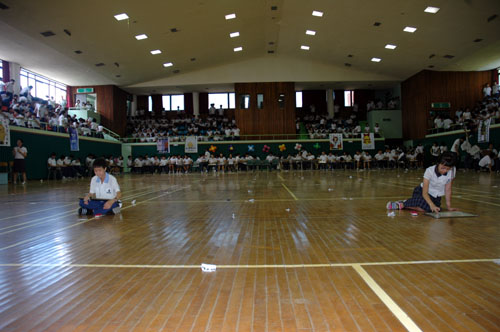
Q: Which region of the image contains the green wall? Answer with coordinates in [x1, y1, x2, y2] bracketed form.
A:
[128, 139, 386, 160]
[0, 128, 121, 180]
[367, 110, 402, 139]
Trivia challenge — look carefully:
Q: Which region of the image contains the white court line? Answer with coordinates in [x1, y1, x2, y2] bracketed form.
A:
[0, 258, 496, 269]
[353, 264, 422, 332]
[281, 183, 298, 201]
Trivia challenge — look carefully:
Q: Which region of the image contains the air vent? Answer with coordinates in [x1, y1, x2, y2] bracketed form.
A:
[63, 29, 71, 36]
[344, 63, 352, 67]
[443, 55, 454, 59]
[95, 63, 105, 67]
[190, 58, 196, 61]
[347, 54, 353, 58]
[0, 2, 10, 10]
[116, 75, 121, 78]
[271, 6, 278, 10]
[173, 69, 180, 74]
[40, 31, 55, 37]
[268, 41, 275, 45]
[373, 22, 381, 26]
[429, 54, 435, 59]
[428, 65, 435, 68]
[74, 50, 82, 54]
[487, 14, 497, 22]
[474, 38, 483, 43]
[268, 50, 275, 54]
[114, 62, 120, 67]
[170, 28, 178, 33]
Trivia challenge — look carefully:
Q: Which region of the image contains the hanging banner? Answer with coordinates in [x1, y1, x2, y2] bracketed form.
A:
[478, 118, 491, 143]
[184, 136, 198, 153]
[69, 127, 79, 151]
[157, 138, 170, 153]
[361, 133, 375, 150]
[329, 133, 343, 150]
[0, 118, 10, 146]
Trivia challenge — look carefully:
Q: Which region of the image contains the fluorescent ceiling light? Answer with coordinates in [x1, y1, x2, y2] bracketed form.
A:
[114, 13, 129, 21]
[234, 47, 243, 52]
[403, 26, 417, 33]
[230, 32, 240, 38]
[385, 44, 397, 49]
[150, 50, 162, 55]
[163, 62, 173, 67]
[306, 30, 316, 36]
[424, 6, 440, 13]
[225, 13, 236, 20]
[371, 57, 381, 62]
[301, 45, 310, 50]
[312, 11, 323, 17]
[135, 34, 148, 40]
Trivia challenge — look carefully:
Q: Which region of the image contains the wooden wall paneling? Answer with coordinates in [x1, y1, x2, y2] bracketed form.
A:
[136, 96, 148, 112]
[112, 86, 128, 136]
[184, 93, 193, 116]
[302, 90, 327, 115]
[199, 92, 208, 117]
[151, 94, 162, 119]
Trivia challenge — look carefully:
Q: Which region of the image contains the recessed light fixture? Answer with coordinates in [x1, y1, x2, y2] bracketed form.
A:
[150, 50, 162, 55]
[114, 13, 129, 21]
[135, 34, 148, 40]
[230, 32, 240, 38]
[424, 6, 440, 14]
[404, 26, 417, 33]
[234, 47, 243, 52]
[371, 57, 381, 62]
[301, 45, 310, 50]
[163, 62, 173, 67]
[306, 30, 316, 36]
[225, 13, 236, 20]
[312, 10, 323, 17]
[385, 44, 397, 49]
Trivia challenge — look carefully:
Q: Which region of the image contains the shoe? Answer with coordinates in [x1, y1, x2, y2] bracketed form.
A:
[94, 213, 104, 218]
[386, 201, 403, 210]
[79, 208, 87, 215]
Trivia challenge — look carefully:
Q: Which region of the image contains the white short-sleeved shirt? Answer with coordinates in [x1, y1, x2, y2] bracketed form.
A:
[478, 155, 492, 167]
[14, 146, 27, 159]
[48, 157, 57, 167]
[422, 165, 456, 198]
[90, 173, 121, 200]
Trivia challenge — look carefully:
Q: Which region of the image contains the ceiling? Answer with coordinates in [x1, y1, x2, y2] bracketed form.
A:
[0, 0, 499, 94]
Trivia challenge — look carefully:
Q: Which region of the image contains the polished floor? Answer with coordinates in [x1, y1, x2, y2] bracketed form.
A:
[0, 169, 499, 332]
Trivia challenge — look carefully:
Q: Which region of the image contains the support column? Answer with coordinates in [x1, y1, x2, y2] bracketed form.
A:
[192, 92, 200, 117]
[327, 88, 334, 119]
[9, 62, 21, 95]
[131, 94, 138, 116]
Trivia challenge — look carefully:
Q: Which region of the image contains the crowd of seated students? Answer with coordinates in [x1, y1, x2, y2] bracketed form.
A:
[46, 153, 123, 180]
[126, 114, 241, 142]
[366, 98, 400, 110]
[297, 113, 382, 138]
[431, 83, 500, 134]
[0, 81, 105, 138]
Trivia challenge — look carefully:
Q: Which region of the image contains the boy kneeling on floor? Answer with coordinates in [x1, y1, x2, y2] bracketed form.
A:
[79, 157, 122, 217]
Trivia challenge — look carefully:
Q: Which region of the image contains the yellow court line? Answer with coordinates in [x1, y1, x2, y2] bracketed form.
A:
[0, 258, 496, 269]
[278, 174, 285, 181]
[0, 202, 76, 222]
[281, 183, 298, 201]
[0, 185, 191, 251]
[353, 264, 423, 332]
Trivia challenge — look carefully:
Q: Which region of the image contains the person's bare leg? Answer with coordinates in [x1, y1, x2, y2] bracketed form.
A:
[12, 172, 18, 184]
[22, 172, 27, 183]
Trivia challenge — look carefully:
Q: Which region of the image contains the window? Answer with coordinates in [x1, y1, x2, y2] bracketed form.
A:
[344, 90, 355, 107]
[148, 96, 152, 112]
[208, 92, 236, 109]
[19, 68, 66, 101]
[257, 94, 264, 109]
[161, 94, 184, 111]
[295, 91, 303, 108]
[239, 94, 250, 109]
[278, 93, 285, 108]
[162, 95, 171, 110]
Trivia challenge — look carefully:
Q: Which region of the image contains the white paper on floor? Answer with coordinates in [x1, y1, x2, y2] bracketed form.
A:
[201, 263, 217, 272]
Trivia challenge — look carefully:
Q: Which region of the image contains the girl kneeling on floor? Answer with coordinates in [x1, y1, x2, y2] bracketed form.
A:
[387, 152, 458, 213]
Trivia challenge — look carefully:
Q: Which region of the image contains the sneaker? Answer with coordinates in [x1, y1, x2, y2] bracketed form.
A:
[79, 207, 89, 215]
[94, 213, 104, 218]
[386, 201, 403, 210]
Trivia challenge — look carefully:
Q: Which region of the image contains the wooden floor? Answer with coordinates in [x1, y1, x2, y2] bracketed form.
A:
[0, 169, 499, 332]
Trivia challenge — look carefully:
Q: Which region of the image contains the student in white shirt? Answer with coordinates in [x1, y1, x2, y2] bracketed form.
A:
[183, 155, 193, 173]
[387, 152, 458, 213]
[353, 151, 362, 170]
[79, 158, 121, 216]
[374, 150, 385, 169]
[208, 154, 218, 172]
[159, 156, 168, 174]
[12, 139, 28, 184]
[363, 152, 372, 170]
[175, 155, 184, 173]
[47, 153, 61, 180]
[217, 153, 226, 172]
[169, 155, 177, 173]
[478, 152, 494, 173]
[318, 152, 328, 170]
[227, 154, 236, 172]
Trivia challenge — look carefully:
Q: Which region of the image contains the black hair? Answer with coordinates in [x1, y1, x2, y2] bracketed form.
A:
[437, 151, 457, 167]
[93, 157, 107, 169]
